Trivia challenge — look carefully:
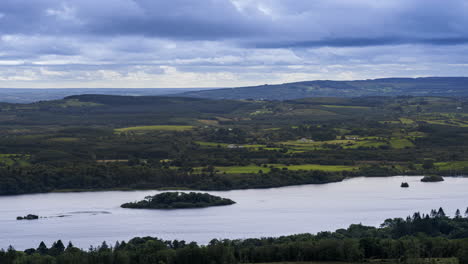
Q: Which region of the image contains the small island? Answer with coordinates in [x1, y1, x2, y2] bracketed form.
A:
[421, 175, 444, 182]
[400, 182, 409, 188]
[17, 214, 39, 220]
[121, 192, 236, 209]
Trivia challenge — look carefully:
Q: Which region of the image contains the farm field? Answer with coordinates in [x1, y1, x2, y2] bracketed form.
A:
[1, 95, 468, 196]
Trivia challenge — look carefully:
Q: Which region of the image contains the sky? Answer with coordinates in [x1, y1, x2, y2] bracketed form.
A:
[1, 0, 468, 88]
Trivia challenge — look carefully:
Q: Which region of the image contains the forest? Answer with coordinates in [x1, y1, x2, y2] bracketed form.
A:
[3, 208, 468, 264]
[1, 95, 468, 195]
[120, 192, 235, 209]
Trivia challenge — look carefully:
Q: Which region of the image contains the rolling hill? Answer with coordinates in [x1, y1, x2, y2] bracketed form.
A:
[179, 77, 468, 100]
[0, 88, 209, 103]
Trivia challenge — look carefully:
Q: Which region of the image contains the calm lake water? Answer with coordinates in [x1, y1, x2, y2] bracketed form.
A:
[1, 176, 467, 250]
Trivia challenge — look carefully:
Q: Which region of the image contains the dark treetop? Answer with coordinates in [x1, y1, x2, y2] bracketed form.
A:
[421, 175, 445, 182]
[121, 192, 235, 209]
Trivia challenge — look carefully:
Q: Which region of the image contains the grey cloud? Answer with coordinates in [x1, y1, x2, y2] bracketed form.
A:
[1, 0, 468, 88]
[1, 0, 468, 48]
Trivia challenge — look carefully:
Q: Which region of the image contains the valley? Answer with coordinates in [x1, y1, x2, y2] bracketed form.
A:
[0, 95, 468, 195]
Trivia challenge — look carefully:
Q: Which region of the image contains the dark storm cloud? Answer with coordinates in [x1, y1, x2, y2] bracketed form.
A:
[0, 0, 268, 39]
[1, 0, 468, 88]
[0, 0, 467, 47]
[83, 0, 267, 40]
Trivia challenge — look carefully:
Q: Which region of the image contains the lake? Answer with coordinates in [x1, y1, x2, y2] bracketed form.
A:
[1, 176, 467, 250]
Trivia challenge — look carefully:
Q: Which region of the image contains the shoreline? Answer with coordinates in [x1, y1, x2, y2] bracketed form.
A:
[1, 174, 465, 197]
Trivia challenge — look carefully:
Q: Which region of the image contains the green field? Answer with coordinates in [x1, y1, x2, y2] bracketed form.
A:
[0, 154, 30, 166]
[422, 119, 468, 127]
[115, 125, 194, 132]
[213, 165, 268, 174]
[436, 161, 468, 171]
[58, 99, 103, 108]
[277, 139, 392, 151]
[399, 117, 415, 124]
[389, 138, 414, 149]
[345, 140, 388, 149]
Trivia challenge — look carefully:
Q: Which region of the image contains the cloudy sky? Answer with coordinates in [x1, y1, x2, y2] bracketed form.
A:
[1, 0, 468, 88]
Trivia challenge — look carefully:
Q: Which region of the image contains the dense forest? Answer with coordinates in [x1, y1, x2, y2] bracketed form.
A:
[3, 208, 468, 264]
[1, 94, 468, 195]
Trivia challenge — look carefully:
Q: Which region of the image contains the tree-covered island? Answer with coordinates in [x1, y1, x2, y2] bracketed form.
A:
[121, 192, 235, 209]
[421, 175, 445, 182]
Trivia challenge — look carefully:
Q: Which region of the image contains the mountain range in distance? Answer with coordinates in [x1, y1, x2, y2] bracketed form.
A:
[0, 77, 467, 103]
[0, 88, 207, 104]
[179, 77, 468, 100]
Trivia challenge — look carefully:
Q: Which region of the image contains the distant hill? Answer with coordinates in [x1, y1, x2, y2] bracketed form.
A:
[0, 88, 209, 103]
[179, 77, 468, 100]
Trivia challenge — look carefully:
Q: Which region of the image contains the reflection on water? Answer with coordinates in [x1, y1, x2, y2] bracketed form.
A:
[0, 176, 467, 250]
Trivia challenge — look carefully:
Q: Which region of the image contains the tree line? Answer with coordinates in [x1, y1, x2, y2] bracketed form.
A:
[4, 209, 468, 264]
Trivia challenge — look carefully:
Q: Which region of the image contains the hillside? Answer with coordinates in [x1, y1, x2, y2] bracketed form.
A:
[179, 77, 468, 100]
[0, 95, 258, 126]
[2, 94, 468, 196]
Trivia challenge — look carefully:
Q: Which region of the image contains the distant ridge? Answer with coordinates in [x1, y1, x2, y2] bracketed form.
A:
[0, 88, 209, 103]
[178, 77, 468, 100]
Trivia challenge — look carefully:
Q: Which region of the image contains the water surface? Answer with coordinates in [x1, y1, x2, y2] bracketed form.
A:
[1, 176, 467, 249]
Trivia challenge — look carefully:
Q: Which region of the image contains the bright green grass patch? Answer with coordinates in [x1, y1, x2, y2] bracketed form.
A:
[436, 161, 468, 171]
[280, 139, 387, 151]
[243, 144, 267, 148]
[264, 147, 283, 151]
[399, 117, 415, 124]
[215, 165, 268, 174]
[195, 141, 228, 147]
[281, 139, 351, 147]
[420, 118, 468, 127]
[389, 138, 414, 149]
[116, 125, 194, 132]
[0, 154, 30, 167]
[345, 140, 388, 149]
